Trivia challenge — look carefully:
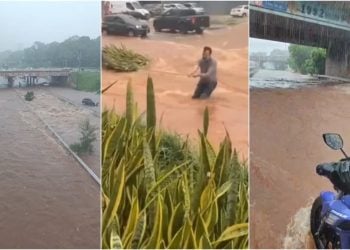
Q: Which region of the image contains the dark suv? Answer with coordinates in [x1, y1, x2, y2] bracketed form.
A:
[102, 14, 150, 37]
[153, 9, 210, 34]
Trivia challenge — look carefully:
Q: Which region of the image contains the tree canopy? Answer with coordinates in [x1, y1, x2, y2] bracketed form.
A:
[288, 44, 326, 75]
[0, 36, 100, 69]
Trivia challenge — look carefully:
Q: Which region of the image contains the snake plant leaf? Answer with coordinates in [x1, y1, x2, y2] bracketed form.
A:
[146, 195, 163, 249]
[110, 222, 123, 249]
[126, 80, 134, 126]
[213, 223, 248, 246]
[146, 77, 156, 155]
[130, 211, 147, 249]
[168, 224, 184, 249]
[203, 106, 209, 137]
[102, 163, 125, 232]
[122, 195, 139, 243]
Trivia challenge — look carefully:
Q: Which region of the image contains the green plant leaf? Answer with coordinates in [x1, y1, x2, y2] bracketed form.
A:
[203, 106, 209, 137]
[102, 163, 125, 233]
[146, 195, 163, 249]
[213, 223, 248, 246]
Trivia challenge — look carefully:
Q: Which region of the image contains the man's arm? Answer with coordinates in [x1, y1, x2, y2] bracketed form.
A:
[188, 65, 199, 77]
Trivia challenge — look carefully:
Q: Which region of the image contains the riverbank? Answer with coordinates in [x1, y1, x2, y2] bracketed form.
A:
[250, 83, 350, 248]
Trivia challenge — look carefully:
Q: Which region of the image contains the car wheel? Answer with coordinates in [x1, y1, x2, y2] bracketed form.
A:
[242, 13, 247, 17]
[179, 25, 187, 34]
[128, 29, 136, 37]
[195, 28, 203, 34]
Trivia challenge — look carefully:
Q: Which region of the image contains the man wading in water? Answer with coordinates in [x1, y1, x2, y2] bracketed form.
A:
[188, 46, 217, 99]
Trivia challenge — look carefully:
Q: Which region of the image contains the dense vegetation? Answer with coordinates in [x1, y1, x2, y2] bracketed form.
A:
[0, 36, 100, 69]
[102, 77, 248, 249]
[288, 44, 326, 75]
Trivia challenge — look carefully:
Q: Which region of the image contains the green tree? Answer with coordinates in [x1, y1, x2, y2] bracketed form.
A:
[288, 44, 326, 75]
[0, 36, 100, 69]
[310, 48, 326, 74]
[70, 119, 97, 155]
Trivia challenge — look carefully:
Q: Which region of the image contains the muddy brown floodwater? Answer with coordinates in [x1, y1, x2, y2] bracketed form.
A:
[0, 89, 99, 248]
[102, 22, 248, 157]
[250, 84, 350, 248]
[17, 87, 100, 176]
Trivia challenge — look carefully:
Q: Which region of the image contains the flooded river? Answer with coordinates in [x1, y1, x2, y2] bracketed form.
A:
[250, 70, 350, 248]
[102, 22, 248, 157]
[16, 87, 100, 176]
[0, 89, 99, 248]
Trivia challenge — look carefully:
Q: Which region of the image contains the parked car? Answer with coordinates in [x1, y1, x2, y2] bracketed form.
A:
[153, 9, 210, 34]
[102, 14, 150, 37]
[122, 10, 149, 20]
[162, 3, 187, 12]
[82, 98, 98, 107]
[230, 5, 249, 17]
[143, 3, 163, 17]
[108, 1, 150, 19]
[182, 2, 205, 14]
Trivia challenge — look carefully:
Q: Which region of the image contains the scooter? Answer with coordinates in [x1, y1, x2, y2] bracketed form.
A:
[311, 133, 350, 249]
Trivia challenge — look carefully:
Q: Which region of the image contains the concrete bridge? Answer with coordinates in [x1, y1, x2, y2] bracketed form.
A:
[0, 68, 72, 87]
[250, 1, 350, 77]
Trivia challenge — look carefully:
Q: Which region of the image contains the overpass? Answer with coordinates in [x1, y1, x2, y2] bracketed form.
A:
[0, 68, 72, 87]
[250, 1, 350, 77]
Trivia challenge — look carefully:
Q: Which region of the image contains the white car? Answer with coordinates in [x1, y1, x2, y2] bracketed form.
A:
[163, 3, 186, 12]
[230, 5, 249, 17]
[182, 3, 205, 14]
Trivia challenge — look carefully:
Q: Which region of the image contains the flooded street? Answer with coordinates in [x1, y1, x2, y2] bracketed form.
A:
[17, 87, 100, 176]
[0, 89, 99, 248]
[250, 71, 350, 248]
[102, 22, 248, 156]
[251, 69, 320, 89]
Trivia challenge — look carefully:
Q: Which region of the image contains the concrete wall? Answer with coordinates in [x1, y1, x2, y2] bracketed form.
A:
[326, 41, 350, 78]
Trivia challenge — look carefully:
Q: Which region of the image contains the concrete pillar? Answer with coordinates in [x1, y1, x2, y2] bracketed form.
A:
[7, 77, 14, 88]
[326, 41, 350, 78]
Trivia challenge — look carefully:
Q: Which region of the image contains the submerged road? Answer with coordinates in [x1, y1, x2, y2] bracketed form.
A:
[0, 89, 99, 248]
[250, 76, 350, 248]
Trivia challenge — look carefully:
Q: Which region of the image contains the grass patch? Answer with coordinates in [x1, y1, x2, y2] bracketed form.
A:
[102, 77, 248, 249]
[72, 71, 100, 92]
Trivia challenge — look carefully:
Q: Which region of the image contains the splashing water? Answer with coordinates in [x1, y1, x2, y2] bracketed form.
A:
[283, 204, 315, 249]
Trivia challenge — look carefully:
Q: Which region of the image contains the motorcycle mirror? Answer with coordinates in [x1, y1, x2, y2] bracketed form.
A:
[323, 133, 343, 150]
